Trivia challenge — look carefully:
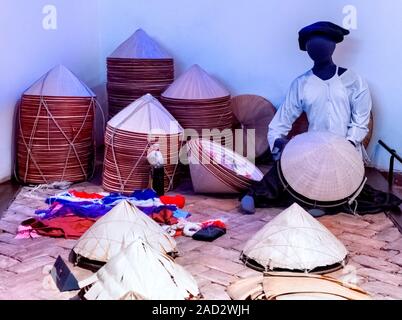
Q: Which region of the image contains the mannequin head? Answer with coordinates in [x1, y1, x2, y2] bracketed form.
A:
[305, 35, 336, 63]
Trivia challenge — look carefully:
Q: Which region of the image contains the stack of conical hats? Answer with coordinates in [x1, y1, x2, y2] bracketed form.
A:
[17, 65, 96, 184]
[79, 238, 199, 300]
[161, 64, 233, 144]
[279, 131, 366, 206]
[187, 138, 263, 194]
[73, 200, 178, 270]
[107, 29, 174, 117]
[241, 203, 348, 273]
[103, 94, 184, 194]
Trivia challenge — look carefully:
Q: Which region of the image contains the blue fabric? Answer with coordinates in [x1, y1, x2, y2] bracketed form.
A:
[38, 189, 180, 220]
[130, 189, 158, 201]
[173, 209, 191, 219]
[36, 202, 112, 219]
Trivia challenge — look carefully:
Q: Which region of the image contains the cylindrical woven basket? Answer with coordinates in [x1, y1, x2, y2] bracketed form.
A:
[16, 66, 96, 184]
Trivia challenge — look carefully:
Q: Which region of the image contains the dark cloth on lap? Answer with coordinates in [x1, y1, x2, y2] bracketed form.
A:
[244, 163, 402, 215]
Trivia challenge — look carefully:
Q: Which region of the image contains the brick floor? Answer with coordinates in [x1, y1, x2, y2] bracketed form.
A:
[0, 182, 402, 300]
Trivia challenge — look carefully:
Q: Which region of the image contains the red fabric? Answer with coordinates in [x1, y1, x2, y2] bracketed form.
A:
[69, 190, 104, 199]
[160, 195, 186, 209]
[201, 219, 227, 230]
[22, 215, 96, 239]
[151, 209, 178, 225]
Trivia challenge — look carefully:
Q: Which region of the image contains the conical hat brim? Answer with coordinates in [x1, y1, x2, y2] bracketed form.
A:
[227, 273, 371, 300]
[241, 203, 348, 272]
[280, 132, 365, 202]
[231, 95, 276, 157]
[73, 200, 177, 262]
[79, 239, 199, 300]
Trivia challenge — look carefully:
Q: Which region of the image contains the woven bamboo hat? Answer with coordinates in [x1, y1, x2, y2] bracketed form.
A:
[279, 131, 366, 206]
[241, 203, 348, 273]
[108, 93, 183, 135]
[109, 29, 171, 59]
[24, 64, 95, 97]
[162, 64, 229, 100]
[227, 273, 371, 300]
[73, 200, 177, 268]
[231, 95, 276, 158]
[79, 238, 200, 300]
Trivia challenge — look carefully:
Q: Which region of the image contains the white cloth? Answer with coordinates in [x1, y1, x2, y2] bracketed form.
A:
[268, 68, 372, 162]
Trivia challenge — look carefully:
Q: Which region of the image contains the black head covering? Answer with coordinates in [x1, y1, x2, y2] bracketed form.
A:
[298, 21, 350, 51]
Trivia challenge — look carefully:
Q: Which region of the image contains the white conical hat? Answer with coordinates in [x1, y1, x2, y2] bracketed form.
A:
[280, 131, 365, 203]
[109, 29, 171, 59]
[24, 65, 95, 97]
[73, 200, 177, 263]
[107, 94, 183, 135]
[241, 203, 348, 272]
[162, 64, 230, 99]
[79, 238, 200, 300]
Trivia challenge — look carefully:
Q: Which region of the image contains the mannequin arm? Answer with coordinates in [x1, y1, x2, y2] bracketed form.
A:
[268, 80, 303, 151]
[346, 78, 372, 145]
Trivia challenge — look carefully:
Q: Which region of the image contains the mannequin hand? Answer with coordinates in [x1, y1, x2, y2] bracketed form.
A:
[272, 138, 289, 161]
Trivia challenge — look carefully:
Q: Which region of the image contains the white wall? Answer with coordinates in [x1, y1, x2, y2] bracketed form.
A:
[0, 0, 102, 182]
[98, 0, 402, 172]
[1, 0, 401, 183]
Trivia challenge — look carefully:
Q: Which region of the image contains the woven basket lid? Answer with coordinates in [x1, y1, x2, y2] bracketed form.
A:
[231, 95, 276, 157]
[162, 64, 230, 100]
[280, 131, 365, 203]
[79, 238, 199, 300]
[73, 200, 177, 263]
[241, 203, 348, 272]
[108, 94, 183, 135]
[24, 65, 95, 97]
[109, 29, 171, 59]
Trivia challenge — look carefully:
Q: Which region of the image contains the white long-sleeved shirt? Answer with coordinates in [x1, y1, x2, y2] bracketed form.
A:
[268, 69, 372, 160]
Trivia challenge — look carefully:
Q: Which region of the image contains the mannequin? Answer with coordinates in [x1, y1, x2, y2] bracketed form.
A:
[241, 21, 372, 215]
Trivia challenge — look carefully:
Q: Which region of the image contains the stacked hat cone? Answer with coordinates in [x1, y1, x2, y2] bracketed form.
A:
[103, 94, 184, 194]
[161, 64, 233, 145]
[73, 200, 178, 267]
[17, 65, 96, 184]
[241, 203, 348, 273]
[107, 29, 174, 117]
[79, 238, 199, 300]
[187, 138, 263, 194]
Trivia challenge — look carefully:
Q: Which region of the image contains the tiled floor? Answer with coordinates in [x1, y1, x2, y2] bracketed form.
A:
[0, 181, 402, 300]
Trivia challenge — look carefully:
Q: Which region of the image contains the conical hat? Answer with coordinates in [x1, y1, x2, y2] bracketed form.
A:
[280, 131, 365, 203]
[162, 64, 230, 99]
[24, 65, 95, 97]
[79, 238, 200, 300]
[107, 94, 183, 135]
[227, 273, 371, 300]
[109, 29, 171, 59]
[73, 200, 177, 263]
[241, 203, 348, 272]
[231, 95, 276, 157]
